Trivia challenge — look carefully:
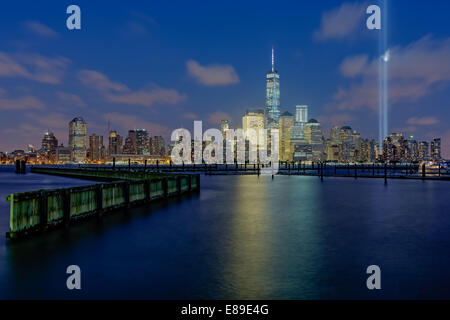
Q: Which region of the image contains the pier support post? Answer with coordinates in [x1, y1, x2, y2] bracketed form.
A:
[123, 181, 130, 207]
[95, 184, 103, 217]
[144, 179, 150, 202]
[176, 176, 181, 196]
[384, 163, 388, 184]
[354, 164, 357, 179]
[422, 163, 426, 180]
[113, 157, 116, 171]
[320, 163, 324, 181]
[15, 160, 20, 174]
[62, 189, 71, 227]
[196, 174, 200, 192]
[162, 178, 168, 198]
[39, 190, 48, 231]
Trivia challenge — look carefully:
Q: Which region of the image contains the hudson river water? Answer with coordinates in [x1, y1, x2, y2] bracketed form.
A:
[1, 165, 450, 299]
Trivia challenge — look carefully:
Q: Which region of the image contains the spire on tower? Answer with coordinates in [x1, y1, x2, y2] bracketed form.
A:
[271, 46, 274, 72]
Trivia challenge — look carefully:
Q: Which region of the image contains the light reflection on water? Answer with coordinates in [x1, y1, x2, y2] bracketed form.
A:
[1, 166, 450, 299]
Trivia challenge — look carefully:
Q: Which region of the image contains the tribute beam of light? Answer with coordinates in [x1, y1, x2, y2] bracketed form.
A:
[378, 0, 389, 152]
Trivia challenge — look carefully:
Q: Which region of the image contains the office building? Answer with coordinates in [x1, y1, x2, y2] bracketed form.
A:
[68, 116, 87, 163]
[265, 47, 280, 128]
[150, 136, 166, 156]
[278, 111, 294, 161]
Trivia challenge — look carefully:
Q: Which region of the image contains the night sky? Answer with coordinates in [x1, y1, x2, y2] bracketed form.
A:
[0, 0, 449, 157]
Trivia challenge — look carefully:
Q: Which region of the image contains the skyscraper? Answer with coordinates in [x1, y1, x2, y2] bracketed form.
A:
[418, 141, 429, 160]
[431, 138, 441, 161]
[220, 120, 230, 137]
[135, 129, 149, 155]
[304, 119, 324, 161]
[242, 109, 265, 136]
[278, 111, 294, 161]
[41, 131, 58, 152]
[149, 136, 166, 156]
[68, 116, 87, 163]
[108, 130, 123, 155]
[89, 134, 104, 162]
[265, 47, 280, 129]
[124, 130, 137, 154]
[295, 105, 308, 124]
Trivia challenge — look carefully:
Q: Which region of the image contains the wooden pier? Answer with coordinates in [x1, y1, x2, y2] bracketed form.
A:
[72, 161, 450, 181]
[6, 167, 200, 240]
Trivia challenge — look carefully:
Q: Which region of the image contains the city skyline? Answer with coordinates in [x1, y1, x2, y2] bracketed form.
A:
[0, 1, 449, 158]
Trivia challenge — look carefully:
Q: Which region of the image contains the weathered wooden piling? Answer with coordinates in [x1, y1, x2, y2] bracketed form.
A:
[6, 169, 200, 240]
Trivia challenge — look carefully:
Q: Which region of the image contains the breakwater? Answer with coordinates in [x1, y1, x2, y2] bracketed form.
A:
[6, 167, 200, 239]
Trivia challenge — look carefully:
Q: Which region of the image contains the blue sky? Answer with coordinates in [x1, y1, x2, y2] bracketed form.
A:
[0, 0, 449, 157]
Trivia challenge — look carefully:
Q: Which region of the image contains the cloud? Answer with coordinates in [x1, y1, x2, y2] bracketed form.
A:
[207, 111, 232, 125]
[0, 95, 46, 110]
[332, 36, 450, 111]
[0, 52, 69, 84]
[78, 69, 186, 107]
[186, 60, 239, 86]
[57, 92, 86, 108]
[78, 70, 129, 92]
[340, 54, 369, 77]
[106, 86, 186, 107]
[120, 12, 158, 36]
[318, 113, 354, 128]
[23, 21, 58, 38]
[392, 126, 417, 134]
[25, 112, 69, 130]
[103, 112, 170, 136]
[182, 112, 198, 120]
[407, 117, 440, 126]
[314, 2, 367, 41]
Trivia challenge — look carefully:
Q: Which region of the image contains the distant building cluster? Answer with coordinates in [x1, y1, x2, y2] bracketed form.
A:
[0, 48, 444, 165]
[217, 48, 443, 164]
[0, 116, 167, 164]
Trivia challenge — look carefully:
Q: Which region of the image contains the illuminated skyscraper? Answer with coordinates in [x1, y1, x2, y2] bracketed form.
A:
[290, 105, 308, 141]
[220, 120, 230, 137]
[431, 138, 441, 161]
[278, 111, 294, 161]
[149, 136, 166, 156]
[108, 131, 123, 156]
[68, 116, 87, 163]
[124, 130, 137, 154]
[295, 105, 308, 124]
[304, 119, 324, 161]
[265, 47, 280, 129]
[89, 134, 104, 162]
[242, 109, 265, 135]
[41, 131, 58, 152]
[135, 129, 149, 155]
[418, 141, 429, 160]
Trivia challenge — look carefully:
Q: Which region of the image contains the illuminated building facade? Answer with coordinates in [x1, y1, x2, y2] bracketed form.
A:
[89, 134, 105, 162]
[108, 131, 123, 156]
[41, 132, 58, 152]
[68, 116, 87, 163]
[431, 138, 441, 161]
[149, 136, 166, 156]
[265, 47, 280, 129]
[278, 111, 294, 161]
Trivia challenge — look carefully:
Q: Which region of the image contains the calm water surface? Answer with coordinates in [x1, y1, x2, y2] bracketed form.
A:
[0, 166, 450, 299]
